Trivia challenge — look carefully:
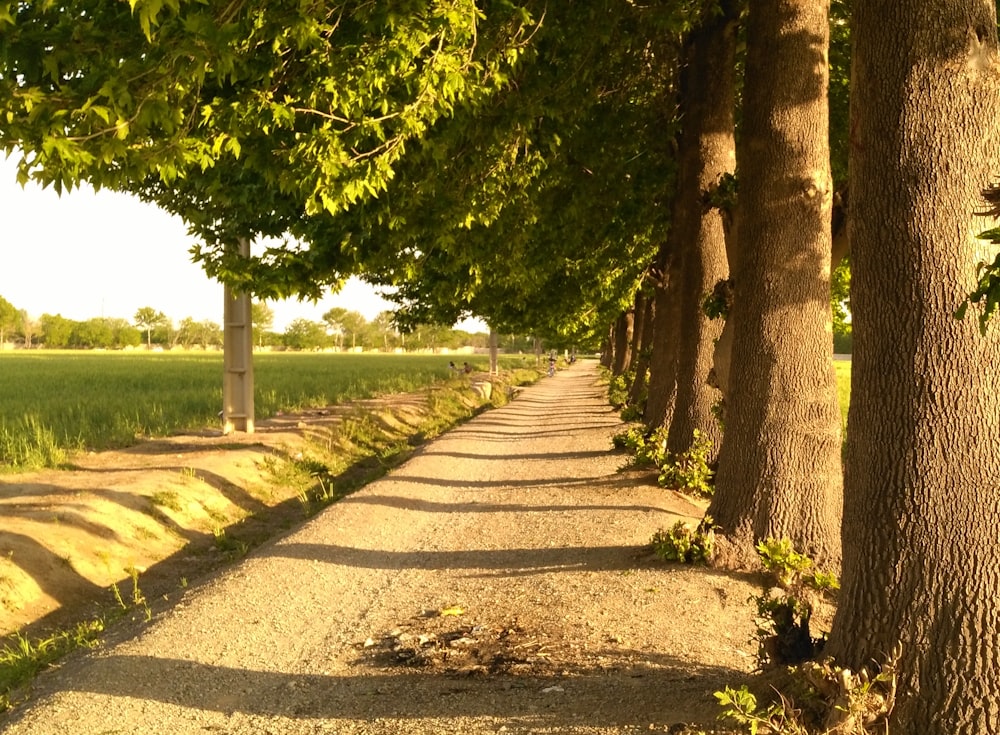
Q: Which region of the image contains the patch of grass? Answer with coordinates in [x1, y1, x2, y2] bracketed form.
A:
[149, 490, 183, 512]
[0, 620, 105, 712]
[834, 360, 850, 433]
[134, 525, 159, 542]
[0, 352, 534, 471]
[212, 527, 249, 558]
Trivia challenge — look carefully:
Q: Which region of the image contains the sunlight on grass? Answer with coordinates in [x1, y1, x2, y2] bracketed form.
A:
[0, 351, 536, 470]
[834, 359, 851, 433]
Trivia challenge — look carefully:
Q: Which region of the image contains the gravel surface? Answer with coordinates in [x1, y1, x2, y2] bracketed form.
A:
[1, 361, 757, 734]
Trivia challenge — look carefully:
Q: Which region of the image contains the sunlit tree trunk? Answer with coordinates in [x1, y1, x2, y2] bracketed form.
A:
[665, 4, 736, 458]
[644, 248, 680, 428]
[628, 291, 655, 407]
[708, 0, 842, 568]
[610, 308, 634, 376]
[826, 2, 1000, 731]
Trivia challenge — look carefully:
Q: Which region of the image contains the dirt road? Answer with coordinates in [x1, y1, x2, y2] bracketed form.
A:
[1, 361, 757, 734]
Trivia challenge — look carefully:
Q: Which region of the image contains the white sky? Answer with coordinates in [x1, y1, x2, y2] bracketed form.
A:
[0, 155, 484, 333]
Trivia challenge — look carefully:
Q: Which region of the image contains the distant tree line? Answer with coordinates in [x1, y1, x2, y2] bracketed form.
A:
[0, 296, 539, 352]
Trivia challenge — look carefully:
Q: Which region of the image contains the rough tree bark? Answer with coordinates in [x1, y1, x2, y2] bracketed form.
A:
[643, 246, 681, 428]
[599, 326, 614, 370]
[664, 4, 736, 458]
[825, 2, 1000, 732]
[708, 0, 842, 568]
[626, 290, 648, 381]
[627, 290, 655, 408]
[610, 308, 634, 377]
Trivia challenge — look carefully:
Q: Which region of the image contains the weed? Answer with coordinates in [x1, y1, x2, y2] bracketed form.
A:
[212, 527, 249, 558]
[658, 429, 715, 497]
[134, 525, 158, 541]
[756, 538, 839, 593]
[203, 506, 229, 525]
[607, 370, 634, 409]
[149, 489, 183, 512]
[651, 516, 716, 563]
[0, 620, 104, 712]
[716, 646, 899, 734]
[752, 539, 840, 669]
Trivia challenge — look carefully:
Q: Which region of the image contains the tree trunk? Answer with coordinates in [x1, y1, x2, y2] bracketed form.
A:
[825, 2, 1000, 731]
[708, 0, 842, 569]
[610, 309, 634, 377]
[628, 291, 655, 407]
[664, 5, 736, 458]
[599, 326, 614, 369]
[644, 247, 681, 428]
[624, 291, 647, 392]
[488, 329, 499, 375]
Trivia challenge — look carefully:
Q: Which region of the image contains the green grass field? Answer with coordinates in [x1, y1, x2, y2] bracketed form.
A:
[0, 351, 533, 469]
[834, 359, 851, 431]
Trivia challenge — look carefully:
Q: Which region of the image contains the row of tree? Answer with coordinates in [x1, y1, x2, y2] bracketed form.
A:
[0, 0, 996, 730]
[0, 296, 504, 351]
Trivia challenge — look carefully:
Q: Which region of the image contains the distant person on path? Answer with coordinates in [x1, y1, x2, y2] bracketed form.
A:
[548, 353, 556, 377]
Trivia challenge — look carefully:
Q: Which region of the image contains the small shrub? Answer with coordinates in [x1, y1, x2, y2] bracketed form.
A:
[756, 538, 814, 589]
[612, 425, 646, 453]
[619, 403, 644, 422]
[607, 370, 634, 409]
[651, 516, 716, 563]
[716, 648, 899, 734]
[611, 425, 669, 469]
[752, 539, 840, 669]
[658, 429, 715, 496]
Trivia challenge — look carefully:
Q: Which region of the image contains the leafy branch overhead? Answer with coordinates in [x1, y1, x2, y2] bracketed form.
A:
[1, 0, 538, 237]
[0, 0, 701, 344]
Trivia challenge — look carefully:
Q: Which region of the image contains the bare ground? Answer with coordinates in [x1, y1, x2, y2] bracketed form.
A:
[0, 361, 761, 734]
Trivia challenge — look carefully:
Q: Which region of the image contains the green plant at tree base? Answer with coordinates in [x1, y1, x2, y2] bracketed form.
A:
[658, 429, 715, 497]
[651, 515, 716, 563]
[619, 403, 644, 422]
[756, 538, 814, 588]
[612, 425, 670, 469]
[756, 538, 840, 592]
[752, 539, 841, 670]
[606, 369, 635, 409]
[716, 646, 899, 734]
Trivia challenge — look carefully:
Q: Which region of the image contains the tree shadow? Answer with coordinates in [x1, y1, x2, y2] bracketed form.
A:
[34, 650, 749, 729]
[341, 494, 670, 516]
[265, 542, 656, 576]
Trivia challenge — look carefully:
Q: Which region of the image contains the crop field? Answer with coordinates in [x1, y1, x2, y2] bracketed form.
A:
[834, 359, 851, 430]
[0, 351, 531, 469]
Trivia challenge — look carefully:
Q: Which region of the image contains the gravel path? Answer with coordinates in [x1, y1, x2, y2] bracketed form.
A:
[2, 361, 757, 734]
